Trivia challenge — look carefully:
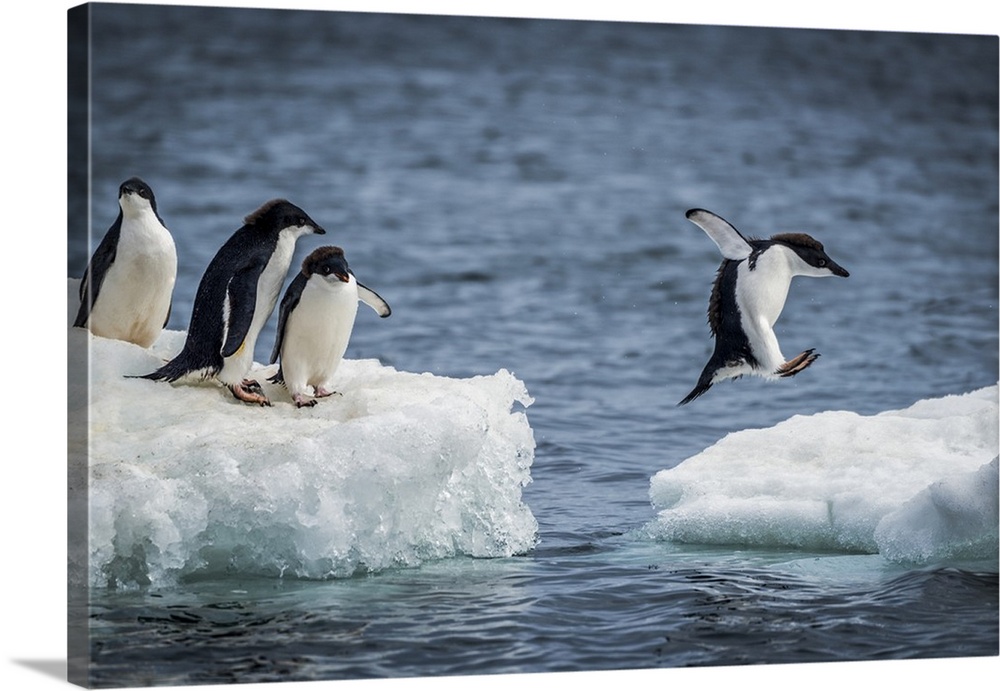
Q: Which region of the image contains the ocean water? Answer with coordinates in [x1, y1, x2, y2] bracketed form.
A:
[68, 4, 999, 687]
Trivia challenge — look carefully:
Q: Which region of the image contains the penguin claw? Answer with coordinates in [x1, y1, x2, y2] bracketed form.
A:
[292, 393, 316, 408]
[776, 349, 820, 378]
[229, 380, 271, 406]
[241, 378, 264, 395]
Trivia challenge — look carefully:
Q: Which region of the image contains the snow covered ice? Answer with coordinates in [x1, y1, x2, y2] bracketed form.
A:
[68, 281, 537, 588]
[648, 387, 999, 564]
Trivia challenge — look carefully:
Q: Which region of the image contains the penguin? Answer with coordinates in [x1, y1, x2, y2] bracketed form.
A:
[679, 208, 849, 405]
[74, 177, 177, 348]
[140, 199, 325, 406]
[269, 245, 391, 408]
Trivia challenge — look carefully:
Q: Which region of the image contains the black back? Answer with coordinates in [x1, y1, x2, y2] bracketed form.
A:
[269, 271, 309, 367]
[141, 200, 317, 381]
[73, 212, 122, 328]
[146, 214, 278, 381]
[679, 257, 758, 405]
[165, 226, 278, 379]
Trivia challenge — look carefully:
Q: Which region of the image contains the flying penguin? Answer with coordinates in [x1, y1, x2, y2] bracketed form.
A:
[140, 199, 325, 406]
[679, 208, 850, 405]
[74, 177, 177, 348]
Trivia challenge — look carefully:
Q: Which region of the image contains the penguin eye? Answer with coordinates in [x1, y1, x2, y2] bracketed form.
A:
[297, 216, 307, 227]
[817, 259, 827, 267]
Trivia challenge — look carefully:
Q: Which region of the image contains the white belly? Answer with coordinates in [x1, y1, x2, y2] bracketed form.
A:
[88, 215, 177, 348]
[280, 277, 359, 396]
[734, 251, 794, 375]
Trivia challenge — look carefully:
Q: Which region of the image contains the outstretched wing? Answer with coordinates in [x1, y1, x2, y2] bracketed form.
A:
[73, 217, 121, 327]
[220, 261, 267, 358]
[686, 208, 752, 261]
[357, 281, 391, 318]
[270, 272, 307, 363]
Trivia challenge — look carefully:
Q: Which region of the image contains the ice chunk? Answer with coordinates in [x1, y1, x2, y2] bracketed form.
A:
[875, 457, 998, 563]
[69, 280, 537, 587]
[647, 386, 998, 563]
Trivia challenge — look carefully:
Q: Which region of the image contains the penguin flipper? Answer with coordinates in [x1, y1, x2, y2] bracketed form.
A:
[221, 264, 267, 359]
[357, 282, 392, 318]
[74, 220, 121, 327]
[270, 273, 307, 364]
[686, 208, 752, 261]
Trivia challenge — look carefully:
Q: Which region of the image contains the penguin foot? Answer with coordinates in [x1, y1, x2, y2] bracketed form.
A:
[229, 379, 271, 406]
[313, 386, 342, 398]
[776, 349, 819, 378]
[292, 393, 317, 408]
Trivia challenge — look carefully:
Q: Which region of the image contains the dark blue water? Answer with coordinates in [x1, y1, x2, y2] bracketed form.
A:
[70, 5, 999, 686]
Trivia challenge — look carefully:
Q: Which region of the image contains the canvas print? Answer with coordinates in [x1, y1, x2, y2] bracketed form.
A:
[67, 2, 999, 687]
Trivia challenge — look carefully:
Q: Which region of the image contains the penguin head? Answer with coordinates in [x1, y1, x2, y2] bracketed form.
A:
[302, 245, 352, 284]
[118, 177, 158, 217]
[771, 233, 850, 279]
[244, 199, 326, 238]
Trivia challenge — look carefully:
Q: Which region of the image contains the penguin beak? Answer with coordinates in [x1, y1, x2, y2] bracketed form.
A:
[830, 262, 850, 278]
[334, 270, 351, 283]
[314, 225, 326, 235]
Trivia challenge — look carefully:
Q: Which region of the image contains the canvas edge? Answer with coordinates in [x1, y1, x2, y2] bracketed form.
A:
[67, 2, 92, 688]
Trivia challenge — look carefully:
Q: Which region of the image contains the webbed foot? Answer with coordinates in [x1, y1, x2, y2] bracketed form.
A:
[292, 393, 317, 408]
[776, 349, 819, 378]
[229, 379, 271, 406]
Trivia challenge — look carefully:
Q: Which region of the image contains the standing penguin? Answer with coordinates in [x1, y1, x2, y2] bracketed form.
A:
[679, 208, 850, 405]
[140, 199, 325, 406]
[74, 177, 177, 348]
[269, 246, 391, 408]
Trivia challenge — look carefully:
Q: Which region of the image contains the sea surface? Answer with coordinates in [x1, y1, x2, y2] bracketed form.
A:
[69, 5, 999, 686]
